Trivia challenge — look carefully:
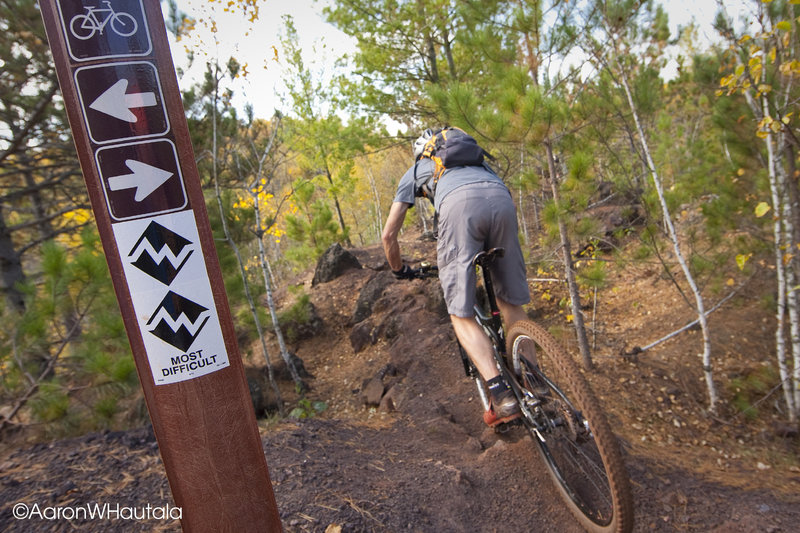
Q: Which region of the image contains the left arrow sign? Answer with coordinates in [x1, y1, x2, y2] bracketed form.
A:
[90, 79, 157, 122]
[108, 159, 173, 201]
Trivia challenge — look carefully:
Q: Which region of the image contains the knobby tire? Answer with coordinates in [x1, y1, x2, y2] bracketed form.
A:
[506, 320, 634, 533]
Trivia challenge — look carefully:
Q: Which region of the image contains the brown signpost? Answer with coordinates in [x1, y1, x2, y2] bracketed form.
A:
[38, 0, 283, 530]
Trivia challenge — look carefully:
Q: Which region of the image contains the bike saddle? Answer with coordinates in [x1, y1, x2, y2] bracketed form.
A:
[471, 247, 505, 267]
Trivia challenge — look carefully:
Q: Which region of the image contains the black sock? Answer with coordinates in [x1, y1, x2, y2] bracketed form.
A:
[487, 375, 509, 399]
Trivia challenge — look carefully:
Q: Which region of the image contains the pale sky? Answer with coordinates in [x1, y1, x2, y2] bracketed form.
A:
[170, 0, 354, 118]
[169, 0, 754, 120]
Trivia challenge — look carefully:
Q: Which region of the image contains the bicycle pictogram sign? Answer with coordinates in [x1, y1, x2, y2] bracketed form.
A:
[70, 1, 138, 40]
[56, 0, 151, 61]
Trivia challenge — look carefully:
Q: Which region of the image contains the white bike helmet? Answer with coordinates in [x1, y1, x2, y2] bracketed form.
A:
[412, 128, 434, 159]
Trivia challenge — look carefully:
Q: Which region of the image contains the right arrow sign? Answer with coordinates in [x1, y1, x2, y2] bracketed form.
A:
[96, 139, 186, 220]
[108, 159, 173, 201]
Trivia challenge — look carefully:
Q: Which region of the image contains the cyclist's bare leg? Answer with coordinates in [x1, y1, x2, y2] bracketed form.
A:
[495, 297, 527, 328]
[449, 314, 499, 381]
[495, 298, 537, 364]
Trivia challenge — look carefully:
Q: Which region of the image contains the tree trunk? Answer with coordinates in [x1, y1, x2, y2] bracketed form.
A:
[0, 205, 26, 312]
[363, 160, 383, 241]
[617, 66, 718, 413]
[783, 144, 800, 417]
[766, 129, 795, 421]
[544, 142, 593, 369]
[209, 65, 284, 414]
[740, 80, 798, 421]
[322, 165, 351, 246]
[253, 196, 303, 390]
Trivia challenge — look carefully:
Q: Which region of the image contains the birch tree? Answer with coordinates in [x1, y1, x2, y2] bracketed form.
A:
[583, 1, 719, 411]
[716, 0, 800, 422]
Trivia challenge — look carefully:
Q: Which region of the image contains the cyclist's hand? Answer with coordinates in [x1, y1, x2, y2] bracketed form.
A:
[392, 264, 418, 280]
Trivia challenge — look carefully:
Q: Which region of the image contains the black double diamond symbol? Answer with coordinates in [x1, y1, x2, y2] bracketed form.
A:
[129, 221, 209, 351]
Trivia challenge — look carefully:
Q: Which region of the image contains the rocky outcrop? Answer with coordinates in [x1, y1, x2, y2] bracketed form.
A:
[311, 243, 362, 286]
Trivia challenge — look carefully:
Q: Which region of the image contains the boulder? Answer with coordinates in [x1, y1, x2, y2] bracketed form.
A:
[351, 270, 394, 324]
[349, 319, 377, 353]
[312, 243, 361, 286]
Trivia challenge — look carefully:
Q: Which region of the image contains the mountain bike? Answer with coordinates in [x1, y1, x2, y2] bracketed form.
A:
[414, 248, 634, 533]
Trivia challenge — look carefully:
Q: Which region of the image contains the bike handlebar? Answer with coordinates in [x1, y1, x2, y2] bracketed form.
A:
[408, 262, 438, 279]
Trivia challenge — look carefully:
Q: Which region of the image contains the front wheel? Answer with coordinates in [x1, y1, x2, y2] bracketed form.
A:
[110, 13, 138, 37]
[506, 320, 634, 533]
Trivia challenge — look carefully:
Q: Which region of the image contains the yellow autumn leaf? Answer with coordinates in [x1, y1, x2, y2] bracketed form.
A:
[726, 278, 735, 286]
[755, 202, 771, 217]
[736, 253, 752, 270]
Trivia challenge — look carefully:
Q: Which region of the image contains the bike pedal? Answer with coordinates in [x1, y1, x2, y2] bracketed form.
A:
[493, 417, 522, 433]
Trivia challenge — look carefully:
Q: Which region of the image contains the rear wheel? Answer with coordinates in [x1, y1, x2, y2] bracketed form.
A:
[506, 320, 634, 533]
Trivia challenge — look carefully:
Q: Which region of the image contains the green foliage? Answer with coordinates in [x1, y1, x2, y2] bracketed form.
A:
[577, 259, 607, 290]
[284, 184, 346, 266]
[289, 397, 328, 419]
[633, 244, 653, 261]
[30, 382, 69, 423]
[0, 228, 136, 435]
[266, 293, 315, 344]
[728, 365, 779, 421]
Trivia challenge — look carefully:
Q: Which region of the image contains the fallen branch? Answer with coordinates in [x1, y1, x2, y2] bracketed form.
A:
[623, 280, 748, 357]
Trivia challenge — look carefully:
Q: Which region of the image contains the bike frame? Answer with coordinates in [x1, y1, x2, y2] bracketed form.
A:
[421, 250, 547, 422]
[84, 1, 117, 24]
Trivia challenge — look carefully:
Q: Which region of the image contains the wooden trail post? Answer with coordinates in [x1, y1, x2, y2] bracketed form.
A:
[38, 0, 283, 530]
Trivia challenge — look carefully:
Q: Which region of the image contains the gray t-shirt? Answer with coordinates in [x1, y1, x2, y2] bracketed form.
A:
[393, 159, 506, 212]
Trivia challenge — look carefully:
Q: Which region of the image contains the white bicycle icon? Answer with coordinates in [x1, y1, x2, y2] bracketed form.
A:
[70, 1, 138, 40]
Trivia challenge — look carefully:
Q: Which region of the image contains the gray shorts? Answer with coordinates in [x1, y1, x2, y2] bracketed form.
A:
[436, 182, 530, 317]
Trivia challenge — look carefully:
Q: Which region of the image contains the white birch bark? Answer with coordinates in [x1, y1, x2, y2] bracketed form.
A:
[741, 75, 797, 421]
[208, 68, 284, 412]
[617, 67, 719, 412]
[248, 117, 303, 389]
[545, 142, 594, 369]
[253, 194, 302, 388]
[763, 120, 796, 421]
[778, 141, 800, 421]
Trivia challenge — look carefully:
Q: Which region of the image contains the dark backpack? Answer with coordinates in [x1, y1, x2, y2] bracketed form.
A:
[414, 127, 492, 201]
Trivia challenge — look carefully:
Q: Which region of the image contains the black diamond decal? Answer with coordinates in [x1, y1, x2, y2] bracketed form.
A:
[128, 221, 193, 285]
[146, 291, 210, 351]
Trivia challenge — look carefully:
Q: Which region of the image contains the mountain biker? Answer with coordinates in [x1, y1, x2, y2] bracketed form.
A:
[381, 128, 531, 426]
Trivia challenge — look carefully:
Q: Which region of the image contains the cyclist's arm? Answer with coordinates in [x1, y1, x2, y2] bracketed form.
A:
[381, 201, 411, 271]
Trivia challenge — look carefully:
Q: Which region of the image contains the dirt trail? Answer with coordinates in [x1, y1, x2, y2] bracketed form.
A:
[1, 236, 799, 532]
